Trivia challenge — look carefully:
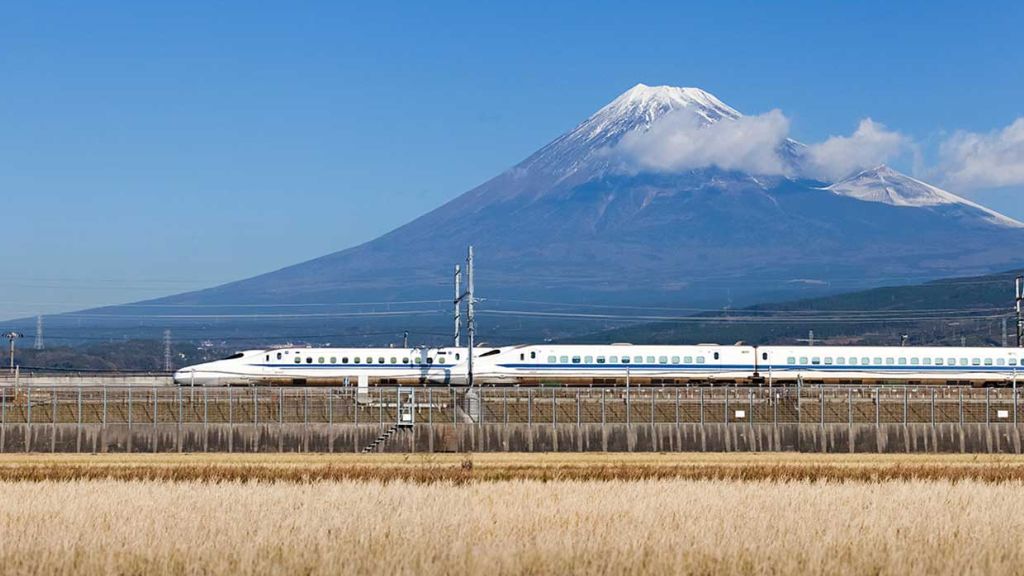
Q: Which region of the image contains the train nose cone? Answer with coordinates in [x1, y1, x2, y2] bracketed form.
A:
[173, 369, 194, 385]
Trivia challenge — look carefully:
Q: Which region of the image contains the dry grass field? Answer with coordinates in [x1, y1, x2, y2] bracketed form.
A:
[1, 454, 1024, 575]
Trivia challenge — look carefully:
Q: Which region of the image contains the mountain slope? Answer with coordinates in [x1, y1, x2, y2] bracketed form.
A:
[576, 269, 1024, 347]
[69, 84, 1024, 316]
[826, 165, 1022, 227]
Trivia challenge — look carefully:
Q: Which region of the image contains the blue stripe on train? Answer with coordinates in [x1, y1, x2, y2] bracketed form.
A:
[252, 364, 454, 369]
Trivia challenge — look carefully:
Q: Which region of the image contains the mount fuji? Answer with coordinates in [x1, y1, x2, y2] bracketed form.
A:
[101, 84, 1024, 314]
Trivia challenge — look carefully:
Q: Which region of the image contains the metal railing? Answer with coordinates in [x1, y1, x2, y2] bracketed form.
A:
[0, 385, 1019, 427]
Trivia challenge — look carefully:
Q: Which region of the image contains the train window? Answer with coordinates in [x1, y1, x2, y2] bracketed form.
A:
[520, 354, 525, 361]
[306, 358, 313, 364]
[318, 357, 324, 364]
[646, 356, 655, 363]
[984, 358, 993, 366]
[861, 357, 870, 365]
[266, 355, 269, 362]
[414, 357, 422, 364]
[811, 357, 821, 365]
[922, 358, 931, 365]
[438, 356, 446, 364]
[584, 356, 593, 363]
[571, 356, 581, 364]
[596, 356, 606, 364]
[390, 357, 397, 364]
[885, 358, 894, 365]
[823, 357, 832, 365]
[874, 357, 882, 365]
[671, 356, 680, 364]
[621, 357, 630, 364]
[997, 358, 1006, 366]
[427, 358, 434, 364]
[658, 356, 668, 364]
[331, 357, 337, 364]
[1010, 358, 1018, 366]
[787, 357, 796, 365]
[848, 357, 857, 365]
[402, 358, 409, 364]
[959, 358, 968, 366]
[762, 353, 768, 361]
[714, 352, 720, 360]
[341, 357, 348, 364]
[354, 357, 361, 363]
[897, 358, 906, 365]
[531, 352, 536, 359]
[836, 357, 845, 365]
[971, 358, 981, 366]
[635, 356, 643, 363]
[610, 356, 618, 363]
[277, 353, 282, 360]
[799, 357, 807, 364]
[696, 356, 705, 364]
[455, 354, 461, 360]
[294, 357, 301, 364]
[379, 357, 386, 364]
[560, 356, 568, 363]
[684, 356, 693, 363]
[547, 356, 556, 363]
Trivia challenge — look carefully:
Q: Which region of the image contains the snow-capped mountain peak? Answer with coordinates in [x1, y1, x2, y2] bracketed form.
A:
[826, 165, 1023, 227]
[600, 83, 741, 125]
[521, 83, 741, 179]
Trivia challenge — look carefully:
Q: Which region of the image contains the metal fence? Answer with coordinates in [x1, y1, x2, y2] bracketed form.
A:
[0, 385, 1021, 427]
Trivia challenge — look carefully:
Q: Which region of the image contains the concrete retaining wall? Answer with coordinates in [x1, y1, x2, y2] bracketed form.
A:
[2, 423, 1023, 453]
[0, 375, 172, 387]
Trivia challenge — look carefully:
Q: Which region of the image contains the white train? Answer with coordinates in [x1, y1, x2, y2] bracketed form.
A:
[174, 343, 1024, 387]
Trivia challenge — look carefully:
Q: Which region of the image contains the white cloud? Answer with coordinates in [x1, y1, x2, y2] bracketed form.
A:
[938, 118, 1024, 190]
[614, 108, 792, 176]
[802, 119, 911, 181]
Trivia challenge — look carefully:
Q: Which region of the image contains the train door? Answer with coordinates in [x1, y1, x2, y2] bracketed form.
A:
[758, 348, 773, 386]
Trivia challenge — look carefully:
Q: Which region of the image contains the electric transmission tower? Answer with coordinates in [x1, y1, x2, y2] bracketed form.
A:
[163, 329, 172, 372]
[34, 315, 43, 350]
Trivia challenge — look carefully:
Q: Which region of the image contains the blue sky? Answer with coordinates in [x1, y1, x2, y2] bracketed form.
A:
[2, 0, 1023, 319]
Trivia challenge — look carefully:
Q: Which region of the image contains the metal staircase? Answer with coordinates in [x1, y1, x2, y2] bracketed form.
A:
[362, 424, 401, 453]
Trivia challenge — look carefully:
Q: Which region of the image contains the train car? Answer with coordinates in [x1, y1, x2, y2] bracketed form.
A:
[757, 346, 1024, 387]
[173, 346, 481, 386]
[474, 343, 758, 386]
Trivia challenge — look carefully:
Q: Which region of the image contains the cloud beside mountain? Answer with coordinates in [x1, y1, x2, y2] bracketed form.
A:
[802, 119, 912, 182]
[939, 118, 1024, 190]
[616, 108, 792, 176]
[611, 95, 1024, 192]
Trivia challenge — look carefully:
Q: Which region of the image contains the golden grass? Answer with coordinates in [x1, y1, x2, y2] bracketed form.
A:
[2, 453, 1024, 483]
[1, 476, 1024, 574]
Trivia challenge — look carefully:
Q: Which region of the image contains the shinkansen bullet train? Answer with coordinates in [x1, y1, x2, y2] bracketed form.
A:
[173, 343, 1024, 387]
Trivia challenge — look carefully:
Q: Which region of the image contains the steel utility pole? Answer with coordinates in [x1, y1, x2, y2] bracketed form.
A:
[467, 246, 476, 388]
[453, 264, 462, 347]
[4, 332, 23, 374]
[453, 246, 477, 387]
[1016, 275, 1024, 347]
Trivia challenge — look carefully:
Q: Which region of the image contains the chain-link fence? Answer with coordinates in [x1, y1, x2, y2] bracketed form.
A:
[0, 385, 1020, 427]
